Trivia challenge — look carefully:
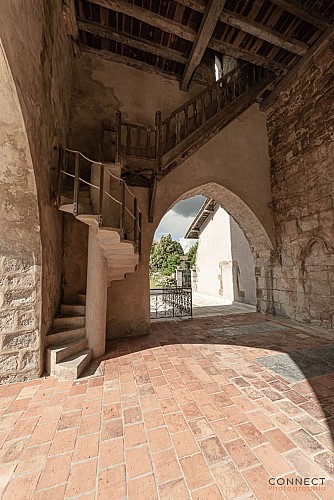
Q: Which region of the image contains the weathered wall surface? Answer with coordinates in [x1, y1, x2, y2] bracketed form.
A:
[0, 1, 73, 381]
[106, 104, 274, 337]
[230, 217, 256, 305]
[195, 207, 234, 300]
[62, 215, 88, 304]
[69, 52, 204, 158]
[267, 43, 334, 329]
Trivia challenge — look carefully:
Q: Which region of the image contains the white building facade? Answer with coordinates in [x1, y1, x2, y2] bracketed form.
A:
[186, 199, 256, 306]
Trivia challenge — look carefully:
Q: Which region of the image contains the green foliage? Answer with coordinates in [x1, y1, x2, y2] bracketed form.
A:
[150, 234, 184, 276]
[187, 242, 198, 268]
[150, 272, 176, 288]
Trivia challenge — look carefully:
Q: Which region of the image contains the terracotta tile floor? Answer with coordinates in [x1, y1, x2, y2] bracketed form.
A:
[1, 312, 334, 499]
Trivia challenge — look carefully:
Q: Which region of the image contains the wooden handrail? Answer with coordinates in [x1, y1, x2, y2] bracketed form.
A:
[57, 146, 142, 252]
[161, 63, 248, 124]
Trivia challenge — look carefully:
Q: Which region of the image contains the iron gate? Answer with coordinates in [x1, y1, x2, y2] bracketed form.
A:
[150, 288, 192, 319]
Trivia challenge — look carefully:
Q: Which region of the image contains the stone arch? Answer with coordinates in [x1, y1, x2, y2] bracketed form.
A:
[0, 39, 42, 382]
[151, 181, 276, 314]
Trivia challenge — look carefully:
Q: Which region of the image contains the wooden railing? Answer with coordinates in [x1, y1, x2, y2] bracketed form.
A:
[101, 63, 269, 176]
[56, 146, 142, 253]
[114, 110, 162, 165]
[160, 64, 267, 154]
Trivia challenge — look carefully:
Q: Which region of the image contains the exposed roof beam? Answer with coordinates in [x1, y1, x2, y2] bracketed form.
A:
[218, 11, 308, 56]
[209, 38, 286, 72]
[177, 0, 330, 31]
[87, 0, 286, 72]
[181, 0, 227, 90]
[82, 46, 180, 80]
[175, 0, 309, 55]
[269, 0, 330, 31]
[261, 23, 334, 110]
[77, 19, 188, 65]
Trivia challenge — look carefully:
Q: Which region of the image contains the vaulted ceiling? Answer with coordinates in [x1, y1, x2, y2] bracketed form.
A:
[73, 0, 334, 92]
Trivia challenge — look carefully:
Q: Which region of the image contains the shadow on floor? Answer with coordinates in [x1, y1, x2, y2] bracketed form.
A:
[101, 312, 334, 476]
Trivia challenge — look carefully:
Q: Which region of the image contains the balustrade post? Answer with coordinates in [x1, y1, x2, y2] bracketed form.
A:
[126, 125, 131, 155]
[119, 181, 126, 238]
[175, 112, 181, 144]
[73, 152, 80, 216]
[56, 146, 64, 207]
[99, 163, 104, 227]
[133, 197, 138, 251]
[115, 110, 122, 164]
[155, 110, 162, 177]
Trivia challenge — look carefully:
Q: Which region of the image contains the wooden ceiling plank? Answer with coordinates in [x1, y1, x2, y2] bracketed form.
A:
[77, 18, 188, 64]
[174, 0, 317, 56]
[261, 23, 334, 110]
[269, 0, 330, 31]
[83, 45, 181, 78]
[219, 10, 308, 55]
[181, 0, 227, 90]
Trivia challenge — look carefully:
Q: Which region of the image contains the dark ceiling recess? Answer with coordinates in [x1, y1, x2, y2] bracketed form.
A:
[75, 0, 334, 87]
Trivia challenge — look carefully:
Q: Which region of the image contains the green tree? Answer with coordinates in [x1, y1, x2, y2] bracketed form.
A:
[187, 242, 198, 268]
[150, 234, 184, 275]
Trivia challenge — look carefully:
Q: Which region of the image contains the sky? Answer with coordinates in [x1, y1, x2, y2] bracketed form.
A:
[154, 195, 206, 252]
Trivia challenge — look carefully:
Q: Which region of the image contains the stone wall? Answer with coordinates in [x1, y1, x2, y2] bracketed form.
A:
[69, 52, 205, 158]
[0, 1, 73, 381]
[266, 43, 334, 329]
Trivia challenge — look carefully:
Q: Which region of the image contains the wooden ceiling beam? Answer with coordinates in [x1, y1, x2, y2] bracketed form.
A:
[261, 23, 334, 111]
[77, 19, 188, 64]
[82, 46, 180, 80]
[181, 0, 227, 90]
[269, 0, 330, 31]
[86, 0, 287, 72]
[175, 0, 308, 55]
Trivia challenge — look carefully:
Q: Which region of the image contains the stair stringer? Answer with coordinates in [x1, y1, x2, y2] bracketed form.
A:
[161, 74, 275, 177]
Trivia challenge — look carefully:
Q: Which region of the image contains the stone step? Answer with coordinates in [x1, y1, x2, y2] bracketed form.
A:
[46, 338, 88, 374]
[53, 349, 92, 380]
[63, 190, 90, 198]
[46, 326, 86, 346]
[60, 304, 86, 315]
[76, 293, 86, 304]
[108, 274, 126, 282]
[59, 203, 93, 215]
[53, 315, 85, 329]
[60, 195, 92, 207]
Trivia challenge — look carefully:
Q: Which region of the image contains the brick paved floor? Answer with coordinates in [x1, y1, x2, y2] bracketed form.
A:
[1, 312, 334, 499]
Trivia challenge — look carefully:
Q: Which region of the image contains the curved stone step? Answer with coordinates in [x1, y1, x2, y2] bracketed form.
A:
[59, 203, 93, 215]
[76, 293, 86, 304]
[46, 326, 86, 346]
[53, 315, 85, 329]
[60, 304, 86, 315]
[53, 349, 92, 380]
[46, 338, 88, 374]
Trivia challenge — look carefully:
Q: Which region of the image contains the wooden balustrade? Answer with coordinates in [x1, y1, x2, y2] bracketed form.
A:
[102, 63, 269, 175]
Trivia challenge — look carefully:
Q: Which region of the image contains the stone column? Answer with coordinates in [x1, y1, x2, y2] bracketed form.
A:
[85, 226, 107, 358]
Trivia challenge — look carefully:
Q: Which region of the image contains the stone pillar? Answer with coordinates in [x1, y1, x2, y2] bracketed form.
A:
[85, 226, 107, 358]
[191, 268, 197, 291]
[176, 268, 183, 287]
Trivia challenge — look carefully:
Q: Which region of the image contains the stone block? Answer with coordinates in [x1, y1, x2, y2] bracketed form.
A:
[19, 350, 39, 371]
[17, 309, 37, 330]
[0, 330, 38, 352]
[0, 256, 32, 274]
[0, 354, 18, 373]
[3, 288, 35, 308]
[0, 310, 17, 333]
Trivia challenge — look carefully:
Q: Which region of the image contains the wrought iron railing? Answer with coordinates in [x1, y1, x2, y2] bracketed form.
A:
[56, 146, 142, 252]
[150, 288, 192, 320]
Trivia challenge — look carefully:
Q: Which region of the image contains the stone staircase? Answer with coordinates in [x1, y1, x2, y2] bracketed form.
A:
[45, 293, 90, 379]
[48, 158, 142, 379]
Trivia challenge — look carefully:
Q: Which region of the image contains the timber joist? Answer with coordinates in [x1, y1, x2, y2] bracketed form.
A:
[73, 0, 333, 94]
